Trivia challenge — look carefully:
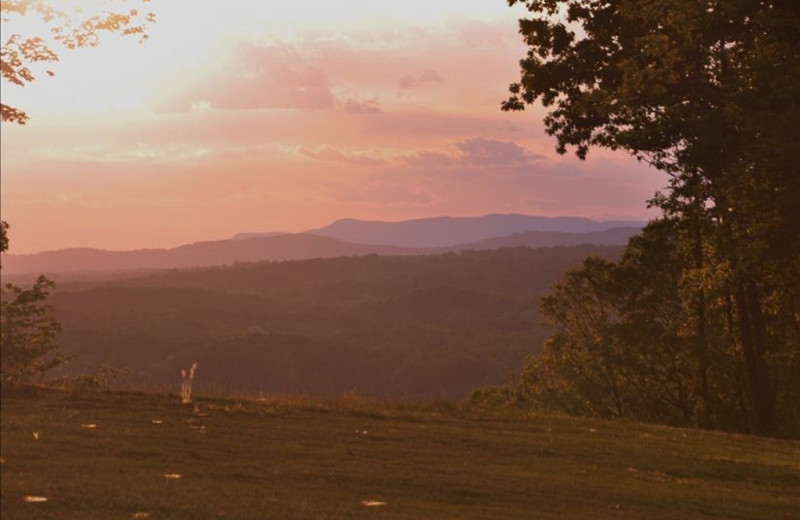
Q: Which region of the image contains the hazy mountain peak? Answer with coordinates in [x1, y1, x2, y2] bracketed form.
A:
[307, 213, 645, 248]
[3, 214, 645, 277]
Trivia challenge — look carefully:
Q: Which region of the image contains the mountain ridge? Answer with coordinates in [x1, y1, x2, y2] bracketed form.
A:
[307, 213, 645, 247]
[234, 213, 646, 246]
[0, 233, 425, 276]
[1, 226, 642, 276]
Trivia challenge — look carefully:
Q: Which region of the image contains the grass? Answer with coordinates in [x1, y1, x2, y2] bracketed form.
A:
[1, 390, 799, 519]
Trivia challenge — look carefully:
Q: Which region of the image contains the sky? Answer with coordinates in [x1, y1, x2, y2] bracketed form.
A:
[0, 0, 668, 254]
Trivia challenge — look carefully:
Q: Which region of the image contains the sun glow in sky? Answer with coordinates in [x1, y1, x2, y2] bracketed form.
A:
[1, 0, 667, 253]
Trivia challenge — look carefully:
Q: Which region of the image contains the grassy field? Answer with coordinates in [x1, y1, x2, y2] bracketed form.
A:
[1, 390, 798, 519]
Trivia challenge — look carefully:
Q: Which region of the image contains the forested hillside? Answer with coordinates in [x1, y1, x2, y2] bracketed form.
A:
[48, 246, 622, 398]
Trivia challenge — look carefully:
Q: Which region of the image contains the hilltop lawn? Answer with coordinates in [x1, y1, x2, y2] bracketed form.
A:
[2, 391, 798, 519]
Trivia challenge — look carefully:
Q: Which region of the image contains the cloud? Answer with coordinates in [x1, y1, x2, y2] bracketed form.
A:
[455, 138, 545, 165]
[319, 178, 436, 206]
[450, 19, 522, 50]
[420, 69, 444, 82]
[399, 68, 444, 89]
[300, 146, 385, 165]
[148, 19, 527, 119]
[340, 98, 382, 114]
[407, 138, 545, 169]
[153, 42, 339, 113]
[359, 111, 534, 138]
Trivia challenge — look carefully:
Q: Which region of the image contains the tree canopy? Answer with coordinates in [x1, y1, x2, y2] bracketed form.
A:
[1, 0, 155, 124]
[504, 1, 799, 168]
[0, 221, 8, 254]
[1, 275, 69, 384]
[503, 0, 800, 435]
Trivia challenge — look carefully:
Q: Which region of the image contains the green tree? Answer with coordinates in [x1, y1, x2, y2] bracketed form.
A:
[1, 2, 154, 381]
[1, 275, 69, 384]
[510, 220, 772, 432]
[518, 228, 700, 426]
[1, 216, 67, 384]
[1, 0, 155, 124]
[0, 220, 8, 254]
[531, 256, 627, 418]
[505, 0, 800, 434]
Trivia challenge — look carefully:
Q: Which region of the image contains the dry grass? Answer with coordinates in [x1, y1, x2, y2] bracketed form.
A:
[2, 389, 799, 519]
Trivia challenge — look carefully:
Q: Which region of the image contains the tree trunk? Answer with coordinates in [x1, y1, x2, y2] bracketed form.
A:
[734, 281, 776, 434]
[693, 226, 713, 429]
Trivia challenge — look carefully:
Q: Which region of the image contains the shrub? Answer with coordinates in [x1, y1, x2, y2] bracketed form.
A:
[1, 276, 72, 384]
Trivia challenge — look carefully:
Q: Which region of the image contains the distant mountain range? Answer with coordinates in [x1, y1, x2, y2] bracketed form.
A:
[1, 234, 422, 276]
[1, 214, 645, 276]
[237, 213, 646, 248]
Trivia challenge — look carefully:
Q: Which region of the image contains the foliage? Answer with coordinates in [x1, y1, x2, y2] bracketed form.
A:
[494, 221, 799, 436]
[1, 0, 155, 124]
[0, 220, 8, 253]
[504, 0, 800, 435]
[54, 363, 131, 392]
[504, 0, 800, 174]
[0, 275, 70, 383]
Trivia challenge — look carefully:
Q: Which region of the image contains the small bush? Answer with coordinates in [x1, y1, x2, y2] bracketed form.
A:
[1, 276, 72, 384]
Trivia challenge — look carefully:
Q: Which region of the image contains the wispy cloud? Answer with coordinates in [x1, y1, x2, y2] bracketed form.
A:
[407, 138, 545, 169]
[300, 146, 385, 165]
[152, 42, 338, 113]
[319, 178, 436, 206]
[399, 69, 444, 89]
[340, 98, 383, 114]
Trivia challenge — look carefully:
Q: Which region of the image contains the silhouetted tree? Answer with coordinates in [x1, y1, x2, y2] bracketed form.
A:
[0, 220, 8, 253]
[0, 221, 69, 383]
[1, 275, 70, 384]
[1, 0, 155, 124]
[0, 2, 155, 383]
[505, 0, 800, 435]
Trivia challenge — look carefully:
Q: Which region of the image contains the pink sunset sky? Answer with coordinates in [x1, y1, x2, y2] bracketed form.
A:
[1, 0, 668, 254]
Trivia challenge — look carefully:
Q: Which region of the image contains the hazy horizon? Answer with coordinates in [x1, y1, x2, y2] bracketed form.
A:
[2, 211, 648, 255]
